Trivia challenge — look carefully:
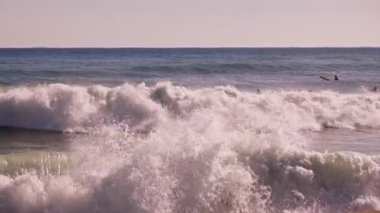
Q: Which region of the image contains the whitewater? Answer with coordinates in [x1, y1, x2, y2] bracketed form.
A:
[0, 82, 378, 213]
[0, 48, 380, 213]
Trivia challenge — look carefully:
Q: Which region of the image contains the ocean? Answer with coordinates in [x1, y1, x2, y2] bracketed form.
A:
[0, 48, 379, 212]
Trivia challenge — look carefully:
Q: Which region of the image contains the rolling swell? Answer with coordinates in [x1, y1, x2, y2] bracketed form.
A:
[0, 82, 379, 212]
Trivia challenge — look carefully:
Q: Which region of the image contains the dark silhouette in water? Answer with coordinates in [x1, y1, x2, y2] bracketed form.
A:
[372, 87, 377, 92]
[319, 76, 330, 81]
[319, 75, 339, 81]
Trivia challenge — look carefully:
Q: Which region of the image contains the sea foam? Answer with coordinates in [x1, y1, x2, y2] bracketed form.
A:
[0, 82, 379, 132]
[0, 82, 379, 212]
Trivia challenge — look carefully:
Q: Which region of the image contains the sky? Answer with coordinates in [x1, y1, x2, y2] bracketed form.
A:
[0, 0, 379, 47]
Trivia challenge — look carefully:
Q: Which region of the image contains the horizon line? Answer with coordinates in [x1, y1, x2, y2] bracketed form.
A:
[1, 46, 380, 49]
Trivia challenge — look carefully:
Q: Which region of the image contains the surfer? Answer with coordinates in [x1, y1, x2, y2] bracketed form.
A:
[319, 76, 330, 81]
[319, 75, 339, 81]
[372, 86, 377, 92]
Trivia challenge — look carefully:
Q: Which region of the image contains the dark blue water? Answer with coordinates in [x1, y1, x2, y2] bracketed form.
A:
[1, 48, 380, 91]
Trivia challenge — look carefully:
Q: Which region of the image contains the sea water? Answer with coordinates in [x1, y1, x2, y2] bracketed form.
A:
[0, 48, 379, 212]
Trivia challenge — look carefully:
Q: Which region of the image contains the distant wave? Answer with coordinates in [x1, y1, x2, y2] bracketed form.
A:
[130, 63, 380, 74]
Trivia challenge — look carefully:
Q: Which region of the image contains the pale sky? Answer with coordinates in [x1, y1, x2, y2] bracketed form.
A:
[0, 0, 379, 47]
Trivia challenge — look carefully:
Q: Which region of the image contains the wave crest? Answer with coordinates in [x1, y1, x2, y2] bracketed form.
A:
[0, 82, 379, 133]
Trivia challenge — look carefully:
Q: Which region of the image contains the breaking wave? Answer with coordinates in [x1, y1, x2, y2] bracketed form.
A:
[1, 82, 379, 132]
[0, 82, 379, 212]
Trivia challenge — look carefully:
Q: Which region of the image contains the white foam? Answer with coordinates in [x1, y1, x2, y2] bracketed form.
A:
[0, 82, 379, 212]
[0, 82, 379, 133]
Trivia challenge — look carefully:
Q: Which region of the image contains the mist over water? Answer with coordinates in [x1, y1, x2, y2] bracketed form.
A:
[0, 48, 379, 212]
